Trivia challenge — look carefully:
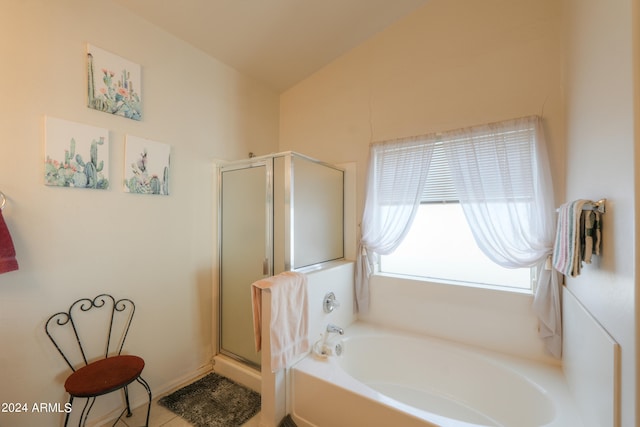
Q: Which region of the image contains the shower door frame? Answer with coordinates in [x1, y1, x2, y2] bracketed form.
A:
[217, 158, 274, 368]
[217, 151, 345, 368]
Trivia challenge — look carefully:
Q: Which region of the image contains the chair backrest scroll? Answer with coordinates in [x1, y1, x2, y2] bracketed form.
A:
[45, 294, 136, 371]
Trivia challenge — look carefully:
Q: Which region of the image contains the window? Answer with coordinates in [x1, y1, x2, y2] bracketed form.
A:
[380, 203, 533, 290]
[357, 116, 559, 355]
[377, 128, 535, 292]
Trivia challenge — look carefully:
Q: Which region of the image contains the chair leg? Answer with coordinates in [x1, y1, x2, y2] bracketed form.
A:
[136, 376, 152, 427]
[80, 397, 95, 427]
[63, 396, 73, 427]
[123, 385, 133, 417]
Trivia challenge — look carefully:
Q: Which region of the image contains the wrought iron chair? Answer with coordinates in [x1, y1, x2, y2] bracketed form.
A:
[45, 294, 152, 427]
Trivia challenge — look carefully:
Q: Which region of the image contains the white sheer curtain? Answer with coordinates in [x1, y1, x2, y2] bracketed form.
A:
[442, 116, 561, 357]
[355, 136, 435, 313]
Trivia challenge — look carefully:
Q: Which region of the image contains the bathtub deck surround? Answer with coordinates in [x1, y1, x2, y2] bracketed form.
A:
[254, 261, 356, 427]
[291, 322, 585, 427]
[563, 287, 620, 426]
[361, 274, 557, 363]
[251, 271, 310, 372]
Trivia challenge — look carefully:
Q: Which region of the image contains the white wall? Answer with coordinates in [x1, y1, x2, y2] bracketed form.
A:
[280, 0, 565, 218]
[0, 1, 279, 426]
[280, 0, 563, 357]
[561, 0, 637, 425]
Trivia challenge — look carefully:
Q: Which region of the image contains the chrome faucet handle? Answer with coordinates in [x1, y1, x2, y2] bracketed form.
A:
[326, 323, 344, 335]
[323, 292, 340, 313]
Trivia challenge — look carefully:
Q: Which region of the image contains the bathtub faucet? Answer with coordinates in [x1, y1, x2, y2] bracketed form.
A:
[326, 324, 344, 335]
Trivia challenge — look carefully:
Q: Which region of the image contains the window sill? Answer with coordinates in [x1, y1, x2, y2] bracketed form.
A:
[375, 272, 534, 296]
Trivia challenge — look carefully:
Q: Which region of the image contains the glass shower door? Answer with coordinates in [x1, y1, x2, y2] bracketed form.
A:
[219, 161, 272, 367]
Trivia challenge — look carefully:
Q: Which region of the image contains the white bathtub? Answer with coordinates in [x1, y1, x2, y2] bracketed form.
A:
[290, 322, 585, 427]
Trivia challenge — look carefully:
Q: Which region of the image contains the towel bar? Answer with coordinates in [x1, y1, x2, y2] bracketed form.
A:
[556, 199, 606, 214]
[0, 191, 5, 210]
[582, 199, 606, 213]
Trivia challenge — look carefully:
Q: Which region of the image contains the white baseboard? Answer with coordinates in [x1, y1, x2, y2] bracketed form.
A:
[153, 363, 215, 399]
[90, 363, 214, 427]
[213, 354, 261, 393]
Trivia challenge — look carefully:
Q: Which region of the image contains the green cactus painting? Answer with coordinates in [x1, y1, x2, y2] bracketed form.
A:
[124, 135, 170, 195]
[87, 44, 141, 121]
[44, 116, 110, 190]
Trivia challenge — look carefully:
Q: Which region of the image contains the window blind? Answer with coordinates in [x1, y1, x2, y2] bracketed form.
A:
[422, 143, 457, 202]
[442, 125, 536, 203]
[374, 118, 536, 204]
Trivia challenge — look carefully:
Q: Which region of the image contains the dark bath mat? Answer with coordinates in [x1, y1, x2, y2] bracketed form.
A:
[158, 372, 260, 427]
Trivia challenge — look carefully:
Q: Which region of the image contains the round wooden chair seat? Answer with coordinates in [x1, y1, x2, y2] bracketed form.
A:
[64, 355, 145, 398]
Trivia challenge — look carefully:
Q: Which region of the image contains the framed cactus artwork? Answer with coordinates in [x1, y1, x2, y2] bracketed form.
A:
[124, 135, 171, 195]
[87, 44, 142, 121]
[44, 116, 110, 189]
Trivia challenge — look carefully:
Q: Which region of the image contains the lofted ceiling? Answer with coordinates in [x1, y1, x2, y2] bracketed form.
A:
[112, 0, 429, 92]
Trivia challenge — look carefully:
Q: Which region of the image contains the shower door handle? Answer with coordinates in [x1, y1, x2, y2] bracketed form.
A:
[262, 258, 270, 276]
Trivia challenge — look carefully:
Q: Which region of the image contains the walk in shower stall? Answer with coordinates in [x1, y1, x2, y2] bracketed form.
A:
[218, 152, 344, 368]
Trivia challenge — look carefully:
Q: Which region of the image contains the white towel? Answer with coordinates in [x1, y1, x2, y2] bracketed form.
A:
[251, 271, 309, 372]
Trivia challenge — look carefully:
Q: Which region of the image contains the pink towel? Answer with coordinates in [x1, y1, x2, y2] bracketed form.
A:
[251, 271, 309, 372]
[0, 210, 18, 274]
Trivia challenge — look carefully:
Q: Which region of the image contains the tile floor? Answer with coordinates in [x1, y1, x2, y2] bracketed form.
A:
[111, 384, 261, 427]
